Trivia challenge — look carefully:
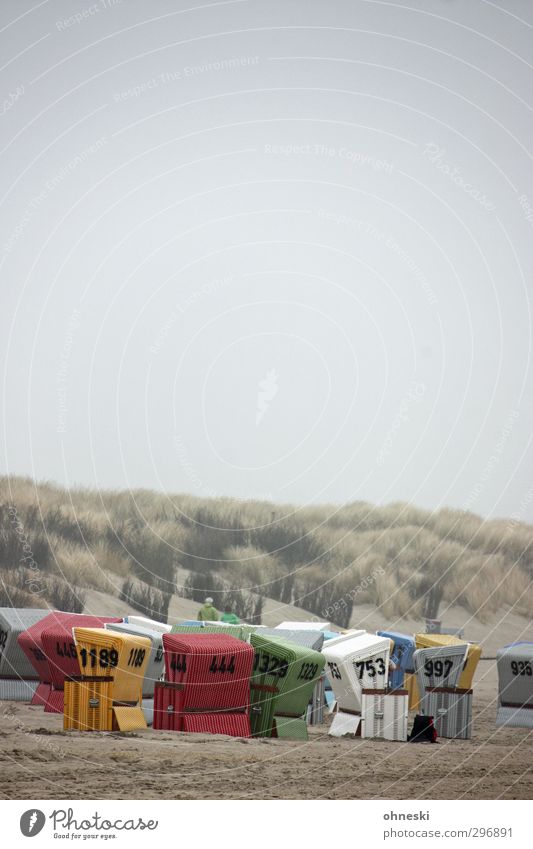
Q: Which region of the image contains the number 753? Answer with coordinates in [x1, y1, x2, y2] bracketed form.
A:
[354, 657, 386, 679]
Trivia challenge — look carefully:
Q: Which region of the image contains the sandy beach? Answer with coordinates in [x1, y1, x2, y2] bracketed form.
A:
[1, 660, 531, 801]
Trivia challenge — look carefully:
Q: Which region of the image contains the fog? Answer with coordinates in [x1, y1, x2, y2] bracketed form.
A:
[1, 0, 532, 519]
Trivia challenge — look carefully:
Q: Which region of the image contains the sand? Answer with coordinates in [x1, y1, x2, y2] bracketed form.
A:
[0, 660, 531, 800]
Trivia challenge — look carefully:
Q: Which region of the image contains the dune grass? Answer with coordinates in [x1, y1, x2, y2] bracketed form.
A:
[0, 476, 531, 626]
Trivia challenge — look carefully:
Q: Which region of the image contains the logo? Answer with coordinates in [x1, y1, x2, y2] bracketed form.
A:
[20, 809, 46, 837]
[256, 368, 279, 425]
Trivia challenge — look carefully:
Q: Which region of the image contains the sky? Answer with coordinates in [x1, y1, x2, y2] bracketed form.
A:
[1, 0, 532, 520]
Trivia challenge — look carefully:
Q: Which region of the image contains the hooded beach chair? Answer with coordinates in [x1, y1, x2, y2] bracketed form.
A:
[322, 632, 391, 736]
[249, 633, 325, 739]
[65, 627, 151, 731]
[105, 621, 165, 698]
[18, 612, 120, 711]
[413, 644, 472, 739]
[495, 642, 533, 728]
[0, 608, 49, 700]
[155, 632, 254, 736]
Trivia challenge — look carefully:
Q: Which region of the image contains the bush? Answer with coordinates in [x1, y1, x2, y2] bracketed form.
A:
[180, 571, 225, 605]
[0, 567, 85, 612]
[2, 477, 533, 624]
[180, 570, 263, 622]
[0, 569, 38, 607]
[221, 588, 264, 623]
[0, 503, 53, 573]
[45, 577, 85, 613]
[107, 519, 177, 591]
[120, 579, 172, 624]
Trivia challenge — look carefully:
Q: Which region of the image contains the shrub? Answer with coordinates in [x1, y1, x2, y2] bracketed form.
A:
[2, 477, 532, 625]
[45, 577, 85, 613]
[0, 569, 38, 607]
[221, 588, 264, 623]
[180, 571, 225, 605]
[120, 579, 172, 624]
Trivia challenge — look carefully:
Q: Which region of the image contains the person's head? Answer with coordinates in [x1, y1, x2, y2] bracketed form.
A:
[205, 597, 213, 605]
[224, 606, 232, 614]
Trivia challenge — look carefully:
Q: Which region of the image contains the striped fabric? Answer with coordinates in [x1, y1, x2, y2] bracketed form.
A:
[18, 613, 120, 693]
[44, 687, 65, 714]
[261, 628, 325, 652]
[41, 628, 80, 690]
[273, 716, 308, 739]
[413, 645, 468, 698]
[251, 634, 325, 723]
[496, 643, 533, 728]
[125, 616, 171, 634]
[154, 635, 254, 736]
[0, 678, 38, 701]
[423, 687, 473, 739]
[377, 631, 416, 690]
[361, 689, 409, 741]
[112, 706, 147, 732]
[72, 628, 149, 705]
[170, 623, 246, 639]
[142, 698, 154, 727]
[162, 633, 254, 712]
[153, 681, 183, 731]
[415, 633, 481, 690]
[322, 633, 391, 716]
[17, 612, 61, 685]
[31, 682, 51, 706]
[41, 617, 122, 691]
[308, 676, 325, 725]
[328, 711, 361, 737]
[105, 622, 165, 698]
[182, 712, 251, 737]
[63, 679, 113, 731]
[0, 608, 49, 680]
[496, 704, 533, 729]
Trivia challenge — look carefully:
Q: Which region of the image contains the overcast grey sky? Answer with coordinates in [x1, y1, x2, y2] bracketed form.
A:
[1, 0, 532, 520]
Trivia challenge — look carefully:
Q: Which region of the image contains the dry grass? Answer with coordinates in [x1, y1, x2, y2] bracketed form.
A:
[1, 476, 532, 625]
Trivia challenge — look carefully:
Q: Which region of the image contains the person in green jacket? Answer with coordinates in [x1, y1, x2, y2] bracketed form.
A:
[197, 597, 219, 621]
[220, 606, 240, 624]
